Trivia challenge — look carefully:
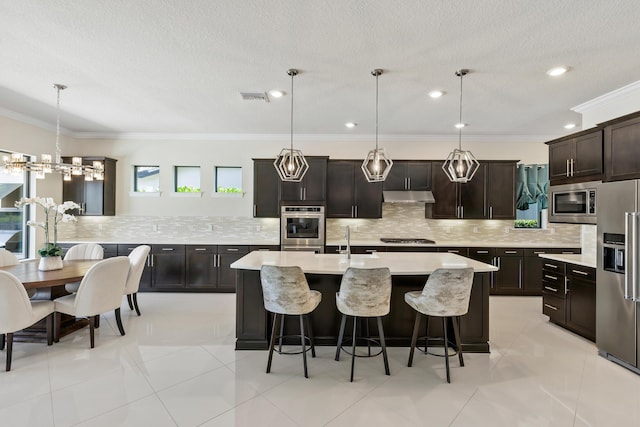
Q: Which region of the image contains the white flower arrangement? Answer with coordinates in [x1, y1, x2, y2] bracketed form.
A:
[15, 197, 80, 257]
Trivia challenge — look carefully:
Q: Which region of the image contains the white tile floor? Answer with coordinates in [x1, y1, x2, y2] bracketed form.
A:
[2, 294, 640, 426]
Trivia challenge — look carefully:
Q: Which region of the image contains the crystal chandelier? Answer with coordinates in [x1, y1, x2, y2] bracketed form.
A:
[274, 69, 308, 182]
[362, 69, 392, 182]
[442, 69, 479, 183]
[3, 84, 104, 181]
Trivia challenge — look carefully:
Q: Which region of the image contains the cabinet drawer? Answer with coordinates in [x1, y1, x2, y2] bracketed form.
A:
[524, 248, 553, 257]
[543, 294, 566, 324]
[566, 264, 595, 282]
[218, 245, 250, 254]
[542, 259, 565, 274]
[438, 247, 469, 256]
[187, 245, 217, 254]
[469, 247, 495, 257]
[542, 270, 564, 288]
[542, 279, 564, 296]
[553, 248, 581, 254]
[496, 248, 523, 257]
[151, 244, 185, 254]
[249, 245, 280, 251]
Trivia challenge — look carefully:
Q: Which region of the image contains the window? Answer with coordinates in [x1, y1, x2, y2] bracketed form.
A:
[134, 166, 160, 192]
[215, 167, 242, 193]
[0, 151, 29, 258]
[174, 166, 201, 192]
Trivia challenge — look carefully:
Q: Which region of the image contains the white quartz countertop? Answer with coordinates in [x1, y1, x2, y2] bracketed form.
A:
[326, 239, 581, 248]
[539, 253, 596, 269]
[230, 251, 498, 275]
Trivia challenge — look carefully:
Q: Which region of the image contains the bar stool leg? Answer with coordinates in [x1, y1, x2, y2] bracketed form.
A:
[305, 315, 316, 358]
[266, 313, 279, 373]
[452, 316, 464, 367]
[425, 315, 431, 354]
[278, 314, 285, 353]
[350, 316, 357, 382]
[443, 317, 450, 383]
[299, 315, 308, 378]
[377, 316, 390, 376]
[408, 311, 421, 367]
[335, 314, 346, 361]
[365, 318, 371, 356]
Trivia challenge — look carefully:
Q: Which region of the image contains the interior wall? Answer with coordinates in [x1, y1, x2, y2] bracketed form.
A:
[68, 136, 548, 217]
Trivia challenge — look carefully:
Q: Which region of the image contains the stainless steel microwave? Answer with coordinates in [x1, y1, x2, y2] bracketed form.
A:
[549, 181, 599, 224]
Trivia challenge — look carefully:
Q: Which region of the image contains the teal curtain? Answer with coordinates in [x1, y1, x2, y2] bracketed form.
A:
[536, 165, 549, 210]
[516, 164, 549, 211]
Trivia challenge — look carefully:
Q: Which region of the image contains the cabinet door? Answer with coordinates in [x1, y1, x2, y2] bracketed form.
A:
[492, 253, 522, 294]
[151, 245, 185, 289]
[406, 161, 431, 190]
[522, 248, 553, 296]
[548, 140, 574, 184]
[353, 164, 382, 218]
[459, 164, 486, 219]
[486, 162, 516, 219]
[573, 131, 602, 180]
[604, 115, 640, 182]
[281, 157, 327, 202]
[83, 158, 116, 216]
[382, 161, 408, 190]
[217, 246, 249, 291]
[326, 161, 356, 218]
[253, 159, 280, 218]
[62, 175, 84, 216]
[186, 246, 217, 289]
[429, 163, 459, 218]
[566, 278, 596, 341]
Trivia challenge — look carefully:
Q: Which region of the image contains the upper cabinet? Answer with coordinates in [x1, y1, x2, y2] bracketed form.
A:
[603, 112, 640, 182]
[253, 159, 281, 218]
[429, 161, 517, 220]
[280, 156, 328, 202]
[382, 161, 431, 191]
[547, 129, 603, 185]
[62, 156, 117, 216]
[326, 160, 382, 218]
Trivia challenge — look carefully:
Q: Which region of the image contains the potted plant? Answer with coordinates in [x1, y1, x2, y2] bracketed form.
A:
[15, 197, 80, 271]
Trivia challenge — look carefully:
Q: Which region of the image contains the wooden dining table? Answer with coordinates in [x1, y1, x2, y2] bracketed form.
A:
[1, 259, 102, 341]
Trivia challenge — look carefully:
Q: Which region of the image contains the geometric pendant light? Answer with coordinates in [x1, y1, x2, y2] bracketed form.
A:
[274, 68, 309, 182]
[361, 69, 393, 182]
[442, 69, 480, 183]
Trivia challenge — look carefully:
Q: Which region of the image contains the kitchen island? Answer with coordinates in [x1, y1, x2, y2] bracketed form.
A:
[231, 251, 498, 352]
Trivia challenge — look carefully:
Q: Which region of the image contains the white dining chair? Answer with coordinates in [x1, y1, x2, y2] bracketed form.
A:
[53, 256, 130, 348]
[63, 243, 104, 293]
[0, 271, 54, 371]
[122, 245, 150, 316]
[0, 248, 19, 267]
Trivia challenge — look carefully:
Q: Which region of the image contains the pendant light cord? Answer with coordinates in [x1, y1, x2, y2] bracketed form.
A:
[458, 71, 463, 151]
[55, 84, 62, 163]
[375, 71, 379, 150]
[290, 71, 294, 155]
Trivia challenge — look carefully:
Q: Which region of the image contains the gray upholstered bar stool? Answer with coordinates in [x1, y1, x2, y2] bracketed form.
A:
[405, 267, 474, 383]
[335, 267, 392, 382]
[260, 265, 322, 378]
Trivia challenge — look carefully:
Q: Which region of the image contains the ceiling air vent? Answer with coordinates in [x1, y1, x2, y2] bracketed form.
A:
[240, 92, 270, 102]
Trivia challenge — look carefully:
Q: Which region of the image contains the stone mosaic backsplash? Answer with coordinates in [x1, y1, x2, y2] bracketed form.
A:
[58, 204, 587, 249]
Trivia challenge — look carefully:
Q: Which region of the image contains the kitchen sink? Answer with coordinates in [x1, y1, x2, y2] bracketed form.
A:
[380, 238, 436, 244]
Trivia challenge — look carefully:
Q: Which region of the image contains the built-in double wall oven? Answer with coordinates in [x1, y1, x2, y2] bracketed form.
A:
[280, 205, 325, 253]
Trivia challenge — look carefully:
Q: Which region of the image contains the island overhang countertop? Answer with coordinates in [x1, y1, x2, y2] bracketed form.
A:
[230, 250, 498, 275]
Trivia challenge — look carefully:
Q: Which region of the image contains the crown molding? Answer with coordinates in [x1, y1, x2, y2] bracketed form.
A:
[0, 107, 73, 135]
[572, 80, 640, 113]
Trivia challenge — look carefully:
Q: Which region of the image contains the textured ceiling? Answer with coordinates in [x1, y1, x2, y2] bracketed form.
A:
[1, 0, 639, 140]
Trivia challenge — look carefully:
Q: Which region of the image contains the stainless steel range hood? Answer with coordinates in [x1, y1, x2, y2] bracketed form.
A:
[382, 190, 436, 204]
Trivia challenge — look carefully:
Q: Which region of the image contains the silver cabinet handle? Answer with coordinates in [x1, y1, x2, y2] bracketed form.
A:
[565, 276, 568, 294]
[544, 263, 558, 269]
[407, 177, 411, 189]
[518, 258, 522, 288]
[218, 254, 222, 267]
[505, 250, 518, 254]
[161, 248, 174, 251]
[533, 251, 546, 254]
[150, 254, 154, 267]
[146, 254, 151, 267]
[460, 206, 464, 218]
[253, 205, 257, 217]
[571, 269, 589, 276]
[477, 250, 489, 254]
[212, 255, 216, 269]
[566, 159, 570, 177]
[544, 303, 558, 311]
[544, 286, 558, 292]
[570, 158, 574, 176]
[355, 205, 358, 217]
[544, 274, 558, 280]
[226, 248, 239, 252]
[195, 248, 207, 251]
[489, 206, 493, 219]
[448, 250, 460, 253]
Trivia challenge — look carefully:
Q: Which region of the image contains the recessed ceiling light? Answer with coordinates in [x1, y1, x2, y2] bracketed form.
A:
[428, 90, 445, 98]
[268, 89, 284, 98]
[546, 66, 569, 77]
[345, 122, 357, 129]
[454, 123, 466, 129]
[564, 123, 576, 129]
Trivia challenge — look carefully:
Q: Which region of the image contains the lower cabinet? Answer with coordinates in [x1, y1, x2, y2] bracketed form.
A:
[542, 259, 595, 341]
[150, 245, 186, 290]
[186, 245, 249, 292]
[492, 248, 523, 294]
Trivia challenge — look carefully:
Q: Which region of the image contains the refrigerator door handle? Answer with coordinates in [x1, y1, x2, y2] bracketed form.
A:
[633, 212, 640, 302]
[625, 212, 639, 301]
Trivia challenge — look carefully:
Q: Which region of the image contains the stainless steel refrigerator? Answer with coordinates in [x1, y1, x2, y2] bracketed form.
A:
[597, 180, 640, 374]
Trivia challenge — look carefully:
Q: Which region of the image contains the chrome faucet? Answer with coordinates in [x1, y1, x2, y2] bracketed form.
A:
[345, 225, 351, 259]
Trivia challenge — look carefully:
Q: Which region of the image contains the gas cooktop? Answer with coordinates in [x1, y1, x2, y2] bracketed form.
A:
[380, 238, 436, 244]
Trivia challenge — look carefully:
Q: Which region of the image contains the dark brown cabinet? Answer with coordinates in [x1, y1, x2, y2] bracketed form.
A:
[186, 245, 249, 292]
[547, 129, 603, 185]
[542, 259, 595, 341]
[280, 156, 328, 202]
[604, 113, 640, 182]
[491, 248, 523, 294]
[62, 157, 117, 216]
[253, 159, 281, 218]
[429, 161, 517, 220]
[522, 248, 553, 296]
[383, 161, 431, 191]
[150, 245, 186, 290]
[326, 160, 382, 218]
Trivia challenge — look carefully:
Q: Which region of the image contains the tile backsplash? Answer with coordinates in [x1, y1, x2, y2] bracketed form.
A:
[59, 204, 585, 248]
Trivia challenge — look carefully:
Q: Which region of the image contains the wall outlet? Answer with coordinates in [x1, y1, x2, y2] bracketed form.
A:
[207, 223, 214, 231]
[152, 224, 158, 232]
[255, 224, 262, 232]
[472, 226, 479, 233]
